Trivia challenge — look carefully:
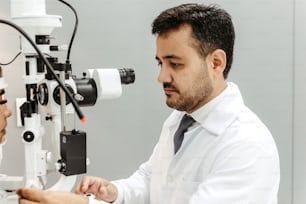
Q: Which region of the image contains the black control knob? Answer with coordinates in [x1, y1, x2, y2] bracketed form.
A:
[23, 131, 35, 143]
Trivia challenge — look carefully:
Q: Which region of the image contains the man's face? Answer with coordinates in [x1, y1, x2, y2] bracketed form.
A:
[155, 24, 215, 113]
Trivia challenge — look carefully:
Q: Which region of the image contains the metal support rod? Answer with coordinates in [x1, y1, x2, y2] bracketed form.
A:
[59, 71, 66, 131]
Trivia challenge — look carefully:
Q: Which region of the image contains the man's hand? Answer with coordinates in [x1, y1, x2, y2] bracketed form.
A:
[75, 176, 118, 203]
[17, 187, 88, 204]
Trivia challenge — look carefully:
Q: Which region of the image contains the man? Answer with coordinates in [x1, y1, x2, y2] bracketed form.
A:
[17, 3, 280, 204]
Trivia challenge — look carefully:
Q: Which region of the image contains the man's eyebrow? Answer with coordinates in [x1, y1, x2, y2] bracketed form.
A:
[155, 55, 182, 60]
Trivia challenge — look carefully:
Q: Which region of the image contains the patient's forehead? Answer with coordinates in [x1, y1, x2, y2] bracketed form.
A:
[0, 67, 8, 104]
[0, 67, 7, 90]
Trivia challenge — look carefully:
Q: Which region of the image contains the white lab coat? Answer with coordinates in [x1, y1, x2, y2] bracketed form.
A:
[110, 82, 280, 204]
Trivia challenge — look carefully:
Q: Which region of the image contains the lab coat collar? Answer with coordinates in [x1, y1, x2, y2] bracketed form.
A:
[190, 82, 244, 136]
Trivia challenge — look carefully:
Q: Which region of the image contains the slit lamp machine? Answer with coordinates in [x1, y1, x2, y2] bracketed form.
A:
[0, 0, 135, 203]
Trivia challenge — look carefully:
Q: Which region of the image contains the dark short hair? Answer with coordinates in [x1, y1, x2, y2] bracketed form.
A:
[152, 4, 235, 79]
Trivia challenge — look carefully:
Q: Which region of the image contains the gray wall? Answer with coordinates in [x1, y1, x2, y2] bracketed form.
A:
[294, 0, 306, 203]
[0, 0, 301, 203]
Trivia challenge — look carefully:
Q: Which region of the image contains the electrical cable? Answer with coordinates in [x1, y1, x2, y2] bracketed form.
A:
[0, 51, 22, 66]
[0, 19, 85, 122]
[56, 0, 78, 64]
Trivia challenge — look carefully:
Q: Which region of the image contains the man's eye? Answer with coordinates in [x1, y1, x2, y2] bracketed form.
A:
[170, 62, 180, 68]
[157, 62, 162, 67]
[0, 100, 7, 105]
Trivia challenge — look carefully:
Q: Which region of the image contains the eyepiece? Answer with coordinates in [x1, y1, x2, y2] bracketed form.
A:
[118, 68, 135, 84]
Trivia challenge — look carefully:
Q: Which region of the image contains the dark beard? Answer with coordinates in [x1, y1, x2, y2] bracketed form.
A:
[164, 83, 213, 112]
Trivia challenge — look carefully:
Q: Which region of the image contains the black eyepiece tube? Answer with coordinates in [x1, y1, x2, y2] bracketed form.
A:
[118, 68, 135, 84]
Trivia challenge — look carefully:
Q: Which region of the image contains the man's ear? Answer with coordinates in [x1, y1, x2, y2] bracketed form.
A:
[210, 49, 226, 77]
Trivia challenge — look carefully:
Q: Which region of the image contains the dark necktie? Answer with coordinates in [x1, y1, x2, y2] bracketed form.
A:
[174, 114, 195, 154]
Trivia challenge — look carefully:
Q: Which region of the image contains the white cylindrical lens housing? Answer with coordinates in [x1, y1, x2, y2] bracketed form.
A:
[10, 0, 46, 18]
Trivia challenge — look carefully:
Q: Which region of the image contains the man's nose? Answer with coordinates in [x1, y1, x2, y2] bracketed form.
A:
[158, 66, 172, 84]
